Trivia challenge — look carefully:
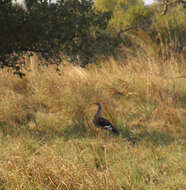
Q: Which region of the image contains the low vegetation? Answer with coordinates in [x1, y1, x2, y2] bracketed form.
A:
[0, 54, 185, 189]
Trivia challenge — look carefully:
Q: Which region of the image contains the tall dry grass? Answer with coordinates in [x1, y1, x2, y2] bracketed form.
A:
[0, 54, 186, 189]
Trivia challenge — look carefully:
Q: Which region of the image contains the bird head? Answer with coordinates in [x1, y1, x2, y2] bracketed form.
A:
[93, 102, 102, 108]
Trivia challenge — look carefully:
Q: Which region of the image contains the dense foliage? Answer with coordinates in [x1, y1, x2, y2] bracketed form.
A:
[0, 0, 185, 75]
[95, 0, 186, 60]
[0, 0, 114, 74]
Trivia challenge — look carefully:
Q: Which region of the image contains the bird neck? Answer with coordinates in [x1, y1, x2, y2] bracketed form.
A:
[95, 105, 102, 118]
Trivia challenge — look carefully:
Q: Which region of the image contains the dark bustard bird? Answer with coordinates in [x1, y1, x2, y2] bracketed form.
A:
[93, 102, 119, 135]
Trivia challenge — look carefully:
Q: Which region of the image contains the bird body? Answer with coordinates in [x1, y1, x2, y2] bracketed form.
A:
[93, 103, 119, 135]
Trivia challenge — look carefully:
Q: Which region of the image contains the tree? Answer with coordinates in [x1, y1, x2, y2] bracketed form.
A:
[95, 0, 152, 33]
[0, 0, 114, 75]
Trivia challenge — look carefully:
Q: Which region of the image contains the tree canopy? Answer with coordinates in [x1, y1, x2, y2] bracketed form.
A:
[0, 0, 113, 75]
[0, 0, 185, 75]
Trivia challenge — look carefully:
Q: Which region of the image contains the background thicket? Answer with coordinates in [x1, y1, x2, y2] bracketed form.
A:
[0, 0, 186, 189]
[0, 0, 186, 73]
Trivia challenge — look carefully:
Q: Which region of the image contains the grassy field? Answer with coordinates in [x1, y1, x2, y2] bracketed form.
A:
[0, 55, 186, 190]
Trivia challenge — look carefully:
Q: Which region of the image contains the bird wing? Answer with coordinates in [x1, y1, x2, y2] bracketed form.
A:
[98, 117, 113, 130]
[98, 117, 119, 134]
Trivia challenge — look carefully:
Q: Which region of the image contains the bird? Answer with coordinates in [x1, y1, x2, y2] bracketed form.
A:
[93, 102, 119, 135]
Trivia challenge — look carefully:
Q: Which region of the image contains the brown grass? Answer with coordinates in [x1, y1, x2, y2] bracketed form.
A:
[0, 55, 185, 189]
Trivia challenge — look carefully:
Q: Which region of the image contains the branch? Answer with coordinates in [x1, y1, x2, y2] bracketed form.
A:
[117, 25, 139, 38]
[117, 20, 151, 38]
[162, 0, 169, 15]
[162, 0, 186, 15]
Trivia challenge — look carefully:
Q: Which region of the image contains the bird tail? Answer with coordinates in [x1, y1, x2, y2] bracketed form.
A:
[111, 127, 119, 135]
[103, 125, 119, 135]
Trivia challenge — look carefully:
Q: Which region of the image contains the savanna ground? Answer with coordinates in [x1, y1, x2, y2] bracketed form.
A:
[0, 54, 186, 190]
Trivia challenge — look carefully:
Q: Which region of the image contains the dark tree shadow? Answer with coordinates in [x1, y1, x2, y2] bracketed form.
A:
[119, 126, 175, 146]
[0, 119, 88, 143]
[63, 123, 87, 141]
[0, 122, 65, 144]
[0, 121, 5, 128]
[0, 120, 176, 147]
